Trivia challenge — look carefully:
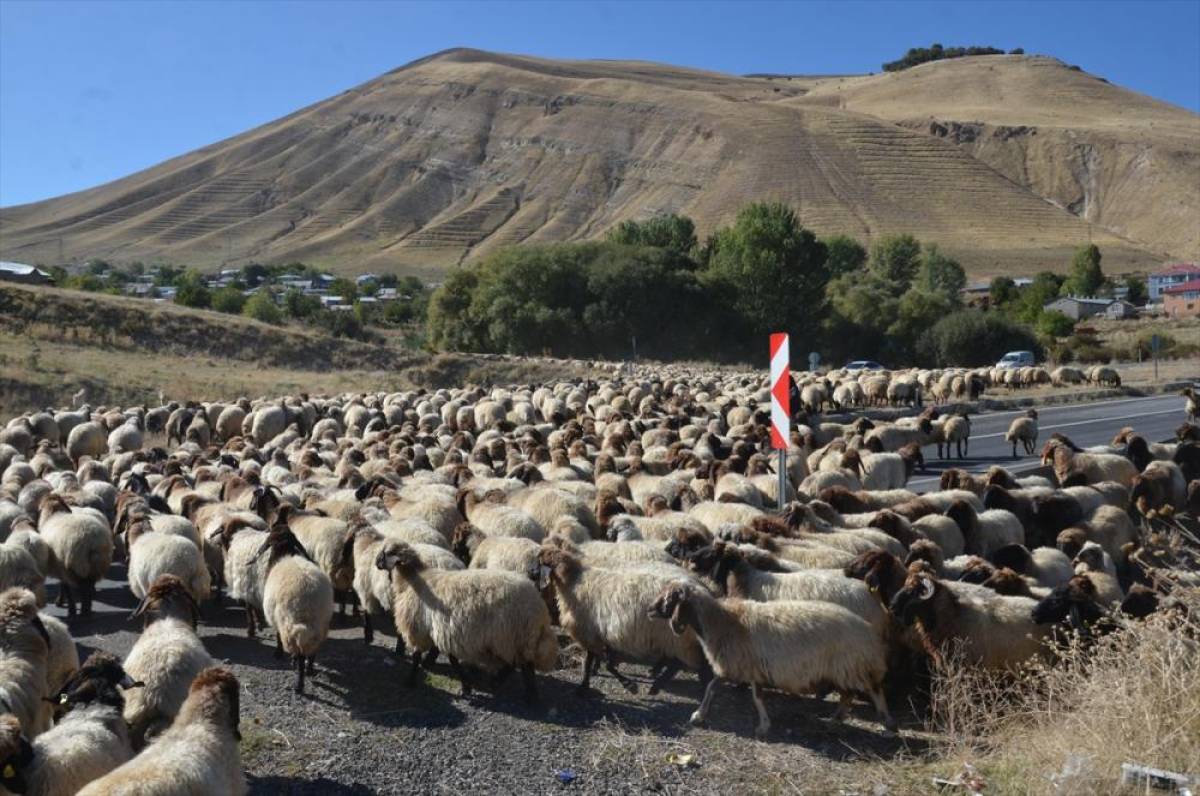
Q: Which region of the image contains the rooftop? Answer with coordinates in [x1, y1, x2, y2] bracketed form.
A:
[1152, 263, 1200, 277]
[1164, 279, 1200, 294]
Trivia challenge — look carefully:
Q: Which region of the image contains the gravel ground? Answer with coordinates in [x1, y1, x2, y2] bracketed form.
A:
[46, 564, 924, 795]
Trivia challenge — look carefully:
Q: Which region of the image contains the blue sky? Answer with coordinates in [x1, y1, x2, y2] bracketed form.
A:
[1, 0, 1197, 206]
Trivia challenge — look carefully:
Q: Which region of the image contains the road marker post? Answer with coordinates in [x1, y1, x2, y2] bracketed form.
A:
[770, 333, 790, 510]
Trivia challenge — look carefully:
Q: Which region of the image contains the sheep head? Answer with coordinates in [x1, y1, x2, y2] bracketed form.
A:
[534, 544, 582, 589]
[887, 568, 941, 629]
[0, 714, 33, 795]
[844, 551, 907, 604]
[647, 582, 698, 636]
[980, 567, 1033, 597]
[989, 543, 1033, 575]
[375, 540, 423, 575]
[52, 651, 142, 718]
[185, 667, 241, 742]
[132, 574, 200, 629]
[1031, 575, 1102, 629]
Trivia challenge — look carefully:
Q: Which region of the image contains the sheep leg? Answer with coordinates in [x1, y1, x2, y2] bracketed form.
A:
[306, 655, 316, 675]
[521, 663, 539, 705]
[750, 684, 771, 739]
[61, 583, 76, 618]
[294, 656, 306, 694]
[1012, 441, 1018, 459]
[647, 660, 681, 696]
[274, 632, 283, 660]
[423, 648, 439, 666]
[492, 664, 515, 689]
[406, 650, 423, 687]
[690, 677, 720, 726]
[244, 603, 257, 638]
[81, 580, 95, 617]
[448, 655, 473, 697]
[869, 688, 898, 735]
[576, 651, 596, 695]
[834, 690, 854, 720]
[394, 634, 406, 658]
[362, 613, 374, 645]
[604, 655, 638, 694]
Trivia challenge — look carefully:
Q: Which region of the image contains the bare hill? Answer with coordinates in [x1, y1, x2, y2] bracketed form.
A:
[2, 49, 1195, 277]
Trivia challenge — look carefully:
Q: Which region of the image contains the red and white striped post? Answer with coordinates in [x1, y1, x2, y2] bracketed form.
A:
[769, 333, 790, 507]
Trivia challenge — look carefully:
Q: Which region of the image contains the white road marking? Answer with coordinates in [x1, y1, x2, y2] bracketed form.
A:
[970, 407, 1183, 440]
[968, 393, 1182, 423]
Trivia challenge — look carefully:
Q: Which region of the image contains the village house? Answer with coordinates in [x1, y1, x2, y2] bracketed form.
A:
[0, 260, 54, 285]
[1149, 263, 1200, 300]
[1043, 295, 1114, 321]
[1163, 279, 1200, 318]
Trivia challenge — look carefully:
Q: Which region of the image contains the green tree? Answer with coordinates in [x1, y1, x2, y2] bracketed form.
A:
[427, 268, 484, 351]
[989, 276, 1018, 307]
[283, 289, 321, 319]
[890, 288, 954, 356]
[605, 214, 697, 255]
[868, 234, 921, 292]
[1036, 310, 1075, 338]
[703, 202, 830, 341]
[241, 263, 269, 287]
[916, 310, 1040, 366]
[174, 270, 211, 309]
[916, 245, 966, 300]
[1017, 271, 1064, 323]
[211, 286, 247, 314]
[1124, 275, 1148, 305]
[243, 292, 282, 325]
[1061, 244, 1104, 296]
[360, 280, 380, 297]
[822, 234, 868, 277]
[329, 278, 358, 302]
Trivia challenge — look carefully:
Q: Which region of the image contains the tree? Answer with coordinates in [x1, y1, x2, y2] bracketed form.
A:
[1017, 271, 1064, 323]
[703, 202, 830, 342]
[174, 270, 211, 309]
[822, 235, 868, 277]
[917, 244, 966, 300]
[328, 278, 358, 302]
[1061, 244, 1104, 296]
[868, 234, 921, 292]
[916, 310, 1040, 366]
[890, 288, 954, 355]
[1125, 275, 1148, 305]
[360, 280, 379, 297]
[241, 263, 269, 287]
[1037, 310, 1075, 338]
[990, 276, 1018, 307]
[427, 268, 484, 351]
[605, 214, 697, 255]
[211, 286, 246, 314]
[283, 289, 321, 319]
[243, 292, 282, 325]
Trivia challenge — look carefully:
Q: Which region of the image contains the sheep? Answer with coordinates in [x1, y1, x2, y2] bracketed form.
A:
[0, 588, 51, 738]
[859, 444, 923, 490]
[452, 522, 540, 574]
[14, 652, 136, 796]
[537, 545, 709, 696]
[1042, 439, 1137, 487]
[125, 516, 210, 603]
[1184, 387, 1199, 424]
[275, 506, 355, 615]
[1031, 574, 1113, 639]
[934, 413, 971, 460]
[123, 575, 214, 749]
[1004, 409, 1039, 458]
[684, 542, 889, 638]
[0, 541, 46, 606]
[1130, 461, 1189, 514]
[1072, 542, 1125, 606]
[40, 612, 79, 698]
[376, 540, 558, 702]
[76, 667, 246, 796]
[36, 494, 113, 617]
[648, 581, 896, 737]
[351, 523, 463, 649]
[943, 500, 1024, 557]
[212, 519, 270, 637]
[863, 417, 933, 453]
[259, 527, 334, 693]
[1065, 505, 1138, 567]
[1089, 366, 1121, 387]
[457, 488, 545, 542]
[888, 568, 1052, 671]
[65, 422, 106, 466]
[989, 544, 1073, 590]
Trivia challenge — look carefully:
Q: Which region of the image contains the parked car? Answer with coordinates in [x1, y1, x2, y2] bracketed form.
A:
[843, 360, 886, 371]
[995, 350, 1035, 369]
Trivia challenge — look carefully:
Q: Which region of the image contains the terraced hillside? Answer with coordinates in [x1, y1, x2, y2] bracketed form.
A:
[1, 49, 1195, 276]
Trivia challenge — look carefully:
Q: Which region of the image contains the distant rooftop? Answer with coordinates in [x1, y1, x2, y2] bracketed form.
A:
[1152, 263, 1200, 277]
[1165, 278, 1200, 294]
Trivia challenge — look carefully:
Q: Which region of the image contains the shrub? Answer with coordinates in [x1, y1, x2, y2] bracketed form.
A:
[916, 310, 1040, 366]
[173, 271, 211, 309]
[1036, 310, 1075, 338]
[242, 292, 282, 325]
[211, 287, 247, 315]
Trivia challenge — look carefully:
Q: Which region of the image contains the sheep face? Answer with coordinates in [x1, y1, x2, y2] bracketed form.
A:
[844, 551, 906, 604]
[647, 582, 696, 636]
[887, 570, 941, 631]
[52, 651, 141, 718]
[0, 714, 34, 795]
[133, 574, 201, 629]
[1031, 576, 1103, 629]
[375, 540, 423, 574]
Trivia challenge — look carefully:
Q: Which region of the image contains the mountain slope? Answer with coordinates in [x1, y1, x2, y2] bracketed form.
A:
[1, 49, 1194, 277]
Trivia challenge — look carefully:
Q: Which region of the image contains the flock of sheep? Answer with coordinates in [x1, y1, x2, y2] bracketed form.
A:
[1, 363, 1198, 794]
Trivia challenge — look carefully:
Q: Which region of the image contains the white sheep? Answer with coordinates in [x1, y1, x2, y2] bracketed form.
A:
[537, 545, 708, 695]
[13, 652, 136, 795]
[36, 494, 113, 617]
[0, 588, 51, 738]
[377, 540, 558, 702]
[77, 667, 246, 796]
[0, 541, 46, 607]
[125, 518, 210, 603]
[1004, 410, 1039, 458]
[649, 582, 896, 737]
[259, 528, 334, 693]
[123, 575, 214, 748]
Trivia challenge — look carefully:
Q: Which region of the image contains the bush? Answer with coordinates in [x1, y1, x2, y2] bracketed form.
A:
[242, 292, 282, 325]
[916, 310, 1040, 366]
[1036, 310, 1075, 338]
[883, 43, 1006, 72]
[283, 289, 322, 320]
[173, 271, 211, 309]
[211, 287, 247, 315]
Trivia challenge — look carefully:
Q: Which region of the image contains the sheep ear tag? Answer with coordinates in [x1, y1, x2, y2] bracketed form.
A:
[3, 765, 14, 778]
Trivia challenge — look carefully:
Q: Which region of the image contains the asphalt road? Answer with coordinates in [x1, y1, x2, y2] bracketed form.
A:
[908, 393, 1188, 491]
